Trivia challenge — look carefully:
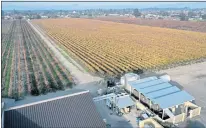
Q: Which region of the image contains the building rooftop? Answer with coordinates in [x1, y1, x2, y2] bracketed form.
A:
[3, 89, 85, 109]
[145, 86, 180, 99]
[116, 94, 135, 109]
[128, 78, 194, 109]
[128, 78, 166, 90]
[153, 90, 194, 109]
[3, 90, 106, 128]
[128, 76, 158, 85]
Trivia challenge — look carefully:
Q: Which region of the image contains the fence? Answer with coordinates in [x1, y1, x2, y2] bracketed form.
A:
[165, 113, 186, 124]
[184, 101, 201, 119]
[190, 107, 201, 118]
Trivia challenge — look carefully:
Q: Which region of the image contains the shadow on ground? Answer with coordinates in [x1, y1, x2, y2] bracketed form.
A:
[169, 80, 184, 90]
[186, 120, 206, 128]
[195, 74, 206, 79]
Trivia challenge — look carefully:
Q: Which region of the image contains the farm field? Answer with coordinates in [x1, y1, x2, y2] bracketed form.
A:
[95, 16, 206, 33]
[1, 19, 74, 100]
[32, 18, 206, 77]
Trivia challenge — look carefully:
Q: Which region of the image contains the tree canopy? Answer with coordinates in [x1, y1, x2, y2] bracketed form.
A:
[179, 13, 189, 21]
[202, 14, 206, 19]
[188, 11, 196, 18]
[133, 9, 141, 18]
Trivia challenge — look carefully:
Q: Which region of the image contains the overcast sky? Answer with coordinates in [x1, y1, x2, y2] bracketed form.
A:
[2, 2, 206, 10]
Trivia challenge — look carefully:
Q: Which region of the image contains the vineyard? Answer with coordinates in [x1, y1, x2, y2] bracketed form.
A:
[96, 16, 206, 33]
[1, 20, 74, 100]
[32, 18, 206, 77]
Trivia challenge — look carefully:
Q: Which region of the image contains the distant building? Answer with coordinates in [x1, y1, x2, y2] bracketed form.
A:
[108, 14, 120, 16]
[4, 15, 12, 20]
[41, 16, 49, 19]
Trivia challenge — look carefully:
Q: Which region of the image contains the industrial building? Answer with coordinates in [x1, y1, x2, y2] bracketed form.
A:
[93, 73, 201, 127]
[122, 73, 201, 126]
[2, 89, 106, 128]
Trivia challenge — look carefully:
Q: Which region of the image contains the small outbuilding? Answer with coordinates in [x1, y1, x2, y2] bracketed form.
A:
[106, 93, 135, 115]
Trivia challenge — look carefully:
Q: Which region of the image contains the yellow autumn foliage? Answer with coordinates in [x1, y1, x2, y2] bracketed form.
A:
[32, 18, 206, 76]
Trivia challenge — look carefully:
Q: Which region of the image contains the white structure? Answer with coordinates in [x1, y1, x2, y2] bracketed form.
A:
[159, 74, 171, 82]
[93, 92, 135, 114]
[106, 93, 135, 114]
[120, 73, 140, 85]
[93, 93, 116, 102]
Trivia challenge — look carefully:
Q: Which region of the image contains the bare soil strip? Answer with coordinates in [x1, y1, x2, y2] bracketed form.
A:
[28, 20, 102, 85]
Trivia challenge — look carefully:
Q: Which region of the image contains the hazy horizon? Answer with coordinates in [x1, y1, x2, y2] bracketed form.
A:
[2, 2, 206, 10]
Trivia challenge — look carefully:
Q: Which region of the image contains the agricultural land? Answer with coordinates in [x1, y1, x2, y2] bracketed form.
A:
[96, 16, 206, 33]
[1, 19, 74, 99]
[32, 18, 206, 77]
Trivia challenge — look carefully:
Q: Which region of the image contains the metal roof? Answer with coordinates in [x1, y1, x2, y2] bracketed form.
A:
[139, 83, 173, 94]
[4, 89, 86, 109]
[4, 91, 106, 128]
[116, 95, 135, 109]
[145, 86, 181, 99]
[153, 91, 195, 109]
[128, 78, 195, 109]
[128, 76, 157, 87]
[129, 78, 166, 90]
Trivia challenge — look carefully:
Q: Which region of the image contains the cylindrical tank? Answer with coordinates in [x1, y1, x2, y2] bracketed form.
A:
[159, 74, 171, 82]
[103, 119, 107, 123]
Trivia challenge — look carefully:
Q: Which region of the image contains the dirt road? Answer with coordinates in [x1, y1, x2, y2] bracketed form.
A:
[28, 20, 102, 85]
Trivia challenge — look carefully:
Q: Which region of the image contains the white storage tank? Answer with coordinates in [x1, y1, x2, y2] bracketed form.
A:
[159, 74, 171, 82]
[120, 73, 140, 85]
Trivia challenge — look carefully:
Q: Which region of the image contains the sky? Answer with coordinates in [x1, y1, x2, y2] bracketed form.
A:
[2, 2, 206, 10]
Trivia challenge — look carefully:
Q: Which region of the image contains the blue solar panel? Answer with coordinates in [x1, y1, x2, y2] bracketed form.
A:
[139, 83, 173, 94]
[153, 91, 195, 109]
[145, 86, 180, 100]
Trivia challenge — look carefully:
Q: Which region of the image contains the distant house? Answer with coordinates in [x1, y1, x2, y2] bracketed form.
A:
[41, 16, 49, 19]
[108, 14, 120, 16]
[4, 15, 12, 20]
[2, 90, 106, 128]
